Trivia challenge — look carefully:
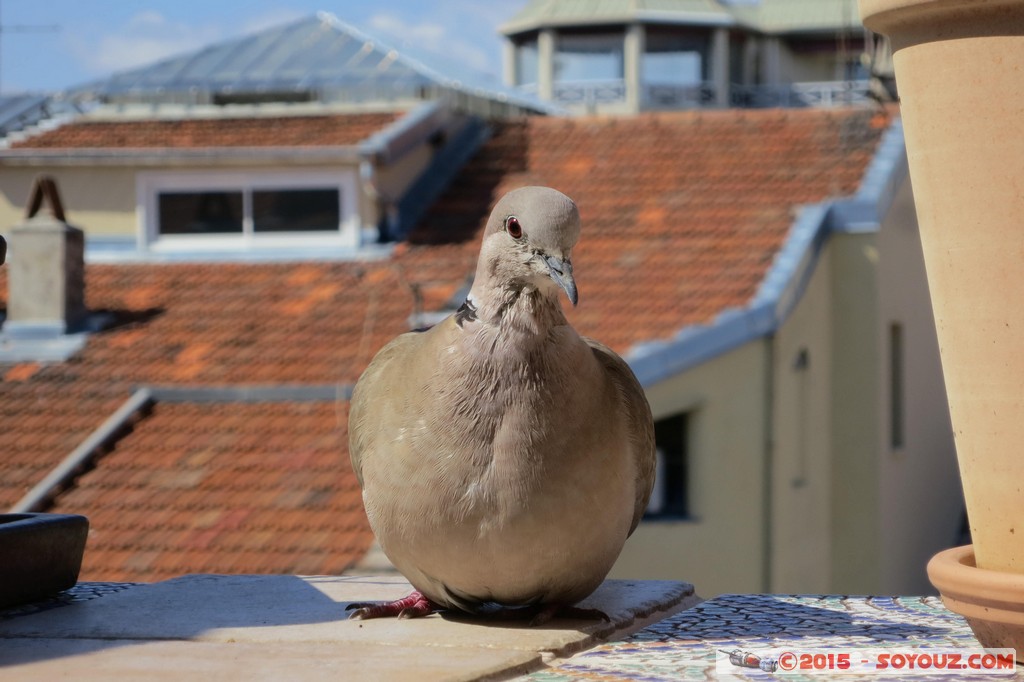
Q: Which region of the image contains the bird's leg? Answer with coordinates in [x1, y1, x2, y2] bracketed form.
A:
[346, 591, 439, 620]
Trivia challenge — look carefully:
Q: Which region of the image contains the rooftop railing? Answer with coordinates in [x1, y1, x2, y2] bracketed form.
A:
[552, 79, 627, 107]
[731, 80, 873, 109]
[529, 79, 873, 110]
[644, 82, 718, 110]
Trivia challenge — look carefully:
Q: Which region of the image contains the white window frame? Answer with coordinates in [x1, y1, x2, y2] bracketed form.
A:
[137, 169, 361, 252]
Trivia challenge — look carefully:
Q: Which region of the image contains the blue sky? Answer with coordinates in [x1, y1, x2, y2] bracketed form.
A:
[0, 1, 530, 94]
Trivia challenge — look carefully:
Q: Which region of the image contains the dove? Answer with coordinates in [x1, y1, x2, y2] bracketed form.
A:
[347, 186, 655, 623]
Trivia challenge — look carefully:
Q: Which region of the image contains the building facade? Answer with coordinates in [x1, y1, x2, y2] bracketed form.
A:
[501, 0, 872, 115]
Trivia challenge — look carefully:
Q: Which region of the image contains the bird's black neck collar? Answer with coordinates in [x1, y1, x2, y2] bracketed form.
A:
[455, 298, 478, 328]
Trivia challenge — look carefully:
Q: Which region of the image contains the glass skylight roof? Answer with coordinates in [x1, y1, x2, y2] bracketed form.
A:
[65, 12, 554, 113]
[0, 94, 83, 138]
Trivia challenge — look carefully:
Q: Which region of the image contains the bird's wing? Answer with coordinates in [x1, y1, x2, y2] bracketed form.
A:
[348, 328, 426, 489]
[584, 337, 656, 536]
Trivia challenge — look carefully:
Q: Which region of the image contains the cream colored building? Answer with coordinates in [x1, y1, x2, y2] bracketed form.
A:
[501, 0, 875, 115]
[611, 122, 961, 596]
[0, 102, 481, 259]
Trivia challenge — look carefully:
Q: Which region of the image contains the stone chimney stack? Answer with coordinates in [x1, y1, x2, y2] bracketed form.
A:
[5, 175, 87, 337]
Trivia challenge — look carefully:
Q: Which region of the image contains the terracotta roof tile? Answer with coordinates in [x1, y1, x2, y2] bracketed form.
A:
[10, 112, 398, 149]
[0, 260, 418, 515]
[404, 108, 888, 350]
[44, 401, 370, 582]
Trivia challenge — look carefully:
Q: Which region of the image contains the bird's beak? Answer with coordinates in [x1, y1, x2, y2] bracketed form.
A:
[544, 254, 578, 306]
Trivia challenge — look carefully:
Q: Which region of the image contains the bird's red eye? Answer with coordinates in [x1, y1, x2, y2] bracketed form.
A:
[505, 216, 522, 239]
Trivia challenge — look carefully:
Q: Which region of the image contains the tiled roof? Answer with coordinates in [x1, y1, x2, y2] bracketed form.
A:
[9, 112, 398, 149]
[405, 107, 890, 352]
[0, 106, 890, 582]
[0, 261, 419, 581]
[49, 401, 368, 582]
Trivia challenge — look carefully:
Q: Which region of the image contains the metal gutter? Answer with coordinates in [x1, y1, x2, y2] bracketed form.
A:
[10, 388, 155, 513]
[359, 100, 448, 165]
[500, 11, 733, 36]
[9, 383, 356, 513]
[392, 117, 491, 240]
[147, 384, 351, 403]
[0, 145, 364, 167]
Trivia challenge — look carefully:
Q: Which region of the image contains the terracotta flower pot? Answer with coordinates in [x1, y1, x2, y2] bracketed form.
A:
[858, 0, 1024, 573]
[928, 546, 1024, 661]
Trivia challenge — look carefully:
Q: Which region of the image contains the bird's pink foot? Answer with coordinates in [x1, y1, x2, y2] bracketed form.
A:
[346, 591, 438, 620]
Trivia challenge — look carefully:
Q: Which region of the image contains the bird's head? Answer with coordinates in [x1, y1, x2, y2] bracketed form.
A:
[477, 186, 580, 307]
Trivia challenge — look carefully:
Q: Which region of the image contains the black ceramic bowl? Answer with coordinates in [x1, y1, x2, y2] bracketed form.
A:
[0, 513, 88, 609]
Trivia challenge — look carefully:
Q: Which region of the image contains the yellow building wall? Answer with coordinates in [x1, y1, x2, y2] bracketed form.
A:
[877, 176, 962, 594]
[0, 119, 470, 242]
[778, 46, 846, 83]
[768, 232, 884, 594]
[770, 241, 836, 594]
[610, 340, 769, 597]
[615, 179, 958, 598]
[613, 233, 886, 598]
[827, 232, 882, 593]
[0, 167, 139, 235]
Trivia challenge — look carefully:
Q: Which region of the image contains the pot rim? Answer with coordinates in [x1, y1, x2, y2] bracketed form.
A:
[928, 545, 1024, 609]
[860, 0, 1024, 37]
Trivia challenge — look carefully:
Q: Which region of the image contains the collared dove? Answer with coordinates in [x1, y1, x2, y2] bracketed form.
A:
[347, 186, 655, 622]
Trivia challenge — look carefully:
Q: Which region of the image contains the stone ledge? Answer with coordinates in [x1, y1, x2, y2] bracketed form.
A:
[0, 574, 699, 680]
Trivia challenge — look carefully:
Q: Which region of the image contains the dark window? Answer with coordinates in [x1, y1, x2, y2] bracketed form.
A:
[156, 187, 341, 236]
[159, 191, 243, 234]
[252, 189, 339, 232]
[212, 91, 315, 106]
[515, 36, 539, 86]
[643, 28, 708, 85]
[646, 412, 689, 518]
[890, 323, 905, 449]
[555, 31, 624, 82]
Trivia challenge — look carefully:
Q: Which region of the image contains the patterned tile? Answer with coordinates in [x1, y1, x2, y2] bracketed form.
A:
[0, 582, 140, 621]
[526, 595, 1022, 681]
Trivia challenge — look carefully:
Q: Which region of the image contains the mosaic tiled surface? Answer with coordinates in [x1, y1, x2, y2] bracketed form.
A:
[526, 594, 1024, 681]
[0, 582, 140, 622]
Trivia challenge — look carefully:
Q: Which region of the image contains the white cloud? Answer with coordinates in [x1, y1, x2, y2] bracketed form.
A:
[63, 3, 531, 83]
[368, 13, 446, 45]
[366, 10, 492, 75]
[239, 8, 308, 36]
[77, 11, 222, 74]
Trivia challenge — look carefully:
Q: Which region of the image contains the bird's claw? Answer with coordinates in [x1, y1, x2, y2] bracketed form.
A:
[345, 591, 437, 620]
[345, 601, 379, 619]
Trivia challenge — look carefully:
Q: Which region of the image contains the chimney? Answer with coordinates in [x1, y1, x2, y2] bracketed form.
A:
[4, 175, 87, 338]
